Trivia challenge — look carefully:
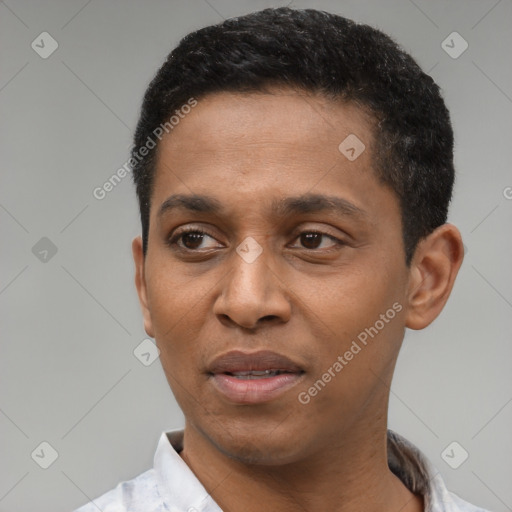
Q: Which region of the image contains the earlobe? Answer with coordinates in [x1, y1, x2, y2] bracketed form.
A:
[132, 236, 155, 338]
[405, 224, 464, 330]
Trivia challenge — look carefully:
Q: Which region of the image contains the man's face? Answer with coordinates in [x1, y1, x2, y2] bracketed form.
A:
[135, 89, 412, 464]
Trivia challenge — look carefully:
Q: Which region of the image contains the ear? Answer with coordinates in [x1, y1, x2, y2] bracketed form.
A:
[405, 223, 464, 330]
[132, 236, 155, 338]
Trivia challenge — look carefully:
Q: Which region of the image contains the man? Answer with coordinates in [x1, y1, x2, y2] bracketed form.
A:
[75, 7, 490, 512]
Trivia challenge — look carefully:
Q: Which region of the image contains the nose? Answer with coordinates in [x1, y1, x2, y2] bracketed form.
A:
[213, 247, 292, 330]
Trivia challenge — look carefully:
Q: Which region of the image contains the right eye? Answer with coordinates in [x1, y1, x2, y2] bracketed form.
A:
[167, 228, 223, 251]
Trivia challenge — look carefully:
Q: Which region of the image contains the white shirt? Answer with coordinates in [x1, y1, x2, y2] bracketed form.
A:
[73, 429, 491, 512]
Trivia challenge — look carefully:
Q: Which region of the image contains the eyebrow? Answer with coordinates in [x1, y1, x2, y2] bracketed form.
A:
[158, 194, 223, 217]
[157, 193, 367, 220]
[272, 194, 367, 220]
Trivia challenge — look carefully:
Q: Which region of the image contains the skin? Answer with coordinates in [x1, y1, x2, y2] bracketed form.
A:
[132, 88, 464, 512]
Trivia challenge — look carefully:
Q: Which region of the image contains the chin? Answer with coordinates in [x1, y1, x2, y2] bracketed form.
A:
[199, 418, 310, 466]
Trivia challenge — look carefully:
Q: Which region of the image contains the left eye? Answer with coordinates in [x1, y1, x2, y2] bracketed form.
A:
[291, 232, 340, 250]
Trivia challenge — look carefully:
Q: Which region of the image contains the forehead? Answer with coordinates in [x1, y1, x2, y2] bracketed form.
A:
[149, 88, 396, 223]
[157, 88, 374, 163]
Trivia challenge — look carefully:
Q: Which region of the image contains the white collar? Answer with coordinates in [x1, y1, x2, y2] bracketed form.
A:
[151, 428, 471, 512]
[154, 429, 223, 511]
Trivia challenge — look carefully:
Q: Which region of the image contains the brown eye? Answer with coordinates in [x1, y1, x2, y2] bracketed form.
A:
[292, 231, 341, 251]
[181, 232, 206, 249]
[167, 228, 221, 251]
[300, 232, 323, 249]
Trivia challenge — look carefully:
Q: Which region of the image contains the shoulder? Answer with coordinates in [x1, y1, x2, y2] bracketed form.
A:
[72, 468, 165, 512]
[387, 430, 492, 512]
[430, 478, 493, 512]
[439, 488, 493, 512]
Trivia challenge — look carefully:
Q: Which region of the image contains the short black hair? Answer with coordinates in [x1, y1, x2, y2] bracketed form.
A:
[131, 7, 454, 264]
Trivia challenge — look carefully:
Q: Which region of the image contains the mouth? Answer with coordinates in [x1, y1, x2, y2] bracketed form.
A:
[224, 369, 295, 379]
[207, 350, 305, 404]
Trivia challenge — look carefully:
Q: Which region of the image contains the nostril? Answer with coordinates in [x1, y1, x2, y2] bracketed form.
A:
[260, 315, 278, 323]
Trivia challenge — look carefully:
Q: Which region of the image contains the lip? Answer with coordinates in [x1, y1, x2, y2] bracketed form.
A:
[208, 350, 303, 374]
[207, 350, 305, 404]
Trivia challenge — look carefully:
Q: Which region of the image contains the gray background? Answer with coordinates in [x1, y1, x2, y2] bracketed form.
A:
[1, 1, 511, 511]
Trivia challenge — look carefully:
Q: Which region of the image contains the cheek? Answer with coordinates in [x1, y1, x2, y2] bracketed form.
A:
[295, 259, 407, 372]
[147, 278, 208, 408]
[144, 268, 209, 372]
[146, 255, 207, 326]
[300, 265, 393, 330]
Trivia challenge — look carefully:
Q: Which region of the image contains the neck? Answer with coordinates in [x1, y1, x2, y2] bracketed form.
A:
[179, 418, 423, 512]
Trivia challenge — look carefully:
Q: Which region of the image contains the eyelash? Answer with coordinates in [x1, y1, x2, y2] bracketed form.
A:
[167, 227, 345, 252]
